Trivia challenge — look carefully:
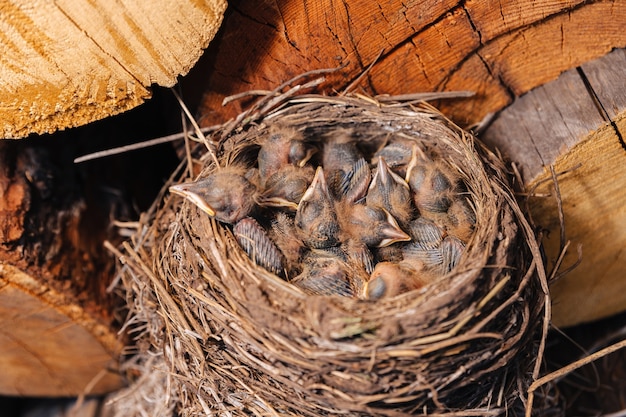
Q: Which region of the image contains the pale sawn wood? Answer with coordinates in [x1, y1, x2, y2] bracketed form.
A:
[0, 0, 227, 138]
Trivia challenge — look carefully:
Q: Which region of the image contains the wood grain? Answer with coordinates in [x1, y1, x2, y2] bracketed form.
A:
[0, 0, 226, 138]
[481, 69, 604, 182]
[481, 48, 626, 327]
[0, 134, 125, 396]
[197, 0, 626, 127]
[0, 265, 123, 396]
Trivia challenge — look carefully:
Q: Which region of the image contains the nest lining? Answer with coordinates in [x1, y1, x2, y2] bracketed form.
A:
[119, 93, 545, 416]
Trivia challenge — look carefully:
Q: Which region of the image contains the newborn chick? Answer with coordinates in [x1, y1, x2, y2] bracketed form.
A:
[439, 235, 466, 274]
[292, 250, 367, 297]
[294, 167, 340, 249]
[366, 156, 414, 227]
[405, 145, 461, 215]
[334, 203, 410, 273]
[322, 129, 364, 176]
[365, 260, 438, 300]
[258, 165, 315, 211]
[336, 157, 371, 203]
[373, 139, 414, 177]
[401, 217, 445, 269]
[258, 125, 314, 179]
[269, 212, 307, 277]
[340, 239, 375, 275]
[444, 197, 476, 243]
[339, 204, 411, 249]
[169, 166, 259, 224]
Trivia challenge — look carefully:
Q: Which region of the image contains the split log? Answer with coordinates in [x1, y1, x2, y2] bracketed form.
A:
[196, 0, 626, 128]
[481, 48, 626, 327]
[0, 0, 225, 396]
[0, 0, 227, 139]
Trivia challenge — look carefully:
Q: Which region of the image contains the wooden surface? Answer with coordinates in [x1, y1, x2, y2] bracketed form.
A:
[0, 0, 227, 139]
[481, 48, 626, 327]
[0, 135, 128, 396]
[196, 0, 626, 128]
[0, 265, 123, 396]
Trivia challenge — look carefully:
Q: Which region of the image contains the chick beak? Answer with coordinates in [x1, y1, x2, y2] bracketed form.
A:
[298, 166, 329, 209]
[297, 147, 317, 167]
[377, 156, 391, 187]
[258, 196, 299, 211]
[404, 144, 428, 183]
[169, 183, 216, 217]
[377, 208, 411, 247]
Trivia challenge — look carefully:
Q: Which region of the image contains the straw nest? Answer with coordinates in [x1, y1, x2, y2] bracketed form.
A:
[118, 89, 547, 416]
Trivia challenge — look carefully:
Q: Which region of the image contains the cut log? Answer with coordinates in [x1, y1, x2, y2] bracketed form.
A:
[0, 265, 123, 396]
[196, 0, 626, 127]
[481, 48, 626, 327]
[0, 138, 126, 396]
[0, 0, 227, 139]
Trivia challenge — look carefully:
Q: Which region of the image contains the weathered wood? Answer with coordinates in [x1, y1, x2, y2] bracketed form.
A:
[0, 0, 227, 138]
[481, 48, 626, 327]
[0, 265, 122, 396]
[479, 68, 605, 182]
[0, 137, 124, 396]
[196, 0, 626, 127]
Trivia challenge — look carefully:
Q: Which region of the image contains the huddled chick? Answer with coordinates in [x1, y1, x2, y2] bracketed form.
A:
[169, 126, 476, 300]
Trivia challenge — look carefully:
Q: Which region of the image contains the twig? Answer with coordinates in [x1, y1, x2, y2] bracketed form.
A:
[342, 48, 384, 95]
[73, 127, 215, 163]
[527, 338, 626, 397]
[374, 91, 475, 102]
[171, 88, 220, 168]
[222, 90, 275, 105]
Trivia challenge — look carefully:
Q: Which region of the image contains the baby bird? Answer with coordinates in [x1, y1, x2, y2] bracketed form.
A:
[340, 239, 376, 275]
[294, 167, 341, 249]
[257, 125, 314, 179]
[233, 217, 286, 277]
[258, 165, 315, 211]
[366, 156, 414, 227]
[365, 260, 438, 300]
[322, 129, 364, 176]
[269, 212, 307, 277]
[342, 204, 411, 249]
[405, 145, 460, 216]
[373, 140, 414, 178]
[169, 166, 259, 224]
[444, 197, 476, 243]
[292, 250, 367, 297]
[335, 204, 410, 273]
[400, 217, 446, 270]
[439, 235, 466, 274]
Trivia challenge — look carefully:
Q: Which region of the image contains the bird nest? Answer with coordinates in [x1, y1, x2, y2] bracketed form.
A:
[117, 88, 547, 416]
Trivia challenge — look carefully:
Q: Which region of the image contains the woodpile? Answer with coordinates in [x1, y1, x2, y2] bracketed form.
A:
[1, 0, 625, 415]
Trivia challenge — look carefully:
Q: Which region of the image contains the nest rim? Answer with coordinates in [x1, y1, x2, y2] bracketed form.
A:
[121, 90, 548, 417]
